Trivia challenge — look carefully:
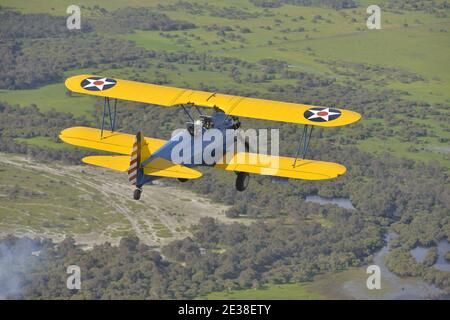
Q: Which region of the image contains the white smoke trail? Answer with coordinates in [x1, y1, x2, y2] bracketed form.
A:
[0, 236, 40, 299]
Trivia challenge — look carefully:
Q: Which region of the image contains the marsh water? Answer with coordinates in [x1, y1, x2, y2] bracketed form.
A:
[340, 232, 445, 299]
[305, 195, 356, 210]
[306, 196, 449, 299]
[410, 239, 450, 272]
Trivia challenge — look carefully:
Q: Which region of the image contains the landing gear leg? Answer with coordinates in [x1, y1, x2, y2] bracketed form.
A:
[133, 187, 142, 200]
[235, 172, 250, 192]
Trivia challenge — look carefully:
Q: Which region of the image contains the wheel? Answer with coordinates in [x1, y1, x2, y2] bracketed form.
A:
[133, 188, 142, 200]
[235, 172, 250, 192]
[178, 178, 188, 183]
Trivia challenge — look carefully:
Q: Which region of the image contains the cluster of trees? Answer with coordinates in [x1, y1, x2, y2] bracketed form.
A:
[446, 252, 450, 262]
[1, 204, 382, 299]
[318, 59, 425, 85]
[0, 41, 59, 89]
[158, 1, 267, 20]
[0, 6, 197, 38]
[0, 10, 92, 40]
[0, 7, 196, 89]
[107, 7, 196, 32]
[0, 25, 260, 90]
[0, 103, 89, 163]
[0, 36, 148, 89]
[388, 0, 449, 16]
[0, 103, 83, 141]
[385, 247, 450, 289]
[250, 0, 357, 10]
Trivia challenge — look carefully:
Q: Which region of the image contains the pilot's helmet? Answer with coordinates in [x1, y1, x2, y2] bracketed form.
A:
[193, 120, 202, 136]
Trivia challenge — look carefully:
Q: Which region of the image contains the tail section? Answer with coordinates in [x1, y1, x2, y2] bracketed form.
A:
[128, 131, 143, 185]
[61, 126, 203, 201]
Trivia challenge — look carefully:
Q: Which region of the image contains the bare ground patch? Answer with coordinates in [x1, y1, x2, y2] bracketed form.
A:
[0, 153, 231, 248]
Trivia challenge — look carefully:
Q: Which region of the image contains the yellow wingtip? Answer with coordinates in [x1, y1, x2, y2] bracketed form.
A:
[215, 153, 347, 180]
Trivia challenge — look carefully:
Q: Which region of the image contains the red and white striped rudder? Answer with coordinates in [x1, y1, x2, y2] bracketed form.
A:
[128, 131, 142, 185]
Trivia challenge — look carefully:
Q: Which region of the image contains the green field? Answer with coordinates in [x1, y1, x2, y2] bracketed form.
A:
[200, 267, 404, 300]
[0, 0, 180, 14]
[1, 0, 448, 167]
[200, 282, 325, 300]
[0, 158, 132, 237]
[0, 83, 94, 117]
[15, 136, 75, 150]
[4, 1, 450, 102]
[116, 3, 450, 104]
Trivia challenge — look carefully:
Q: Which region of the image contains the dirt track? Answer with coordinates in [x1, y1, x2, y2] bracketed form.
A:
[0, 153, 231, 247]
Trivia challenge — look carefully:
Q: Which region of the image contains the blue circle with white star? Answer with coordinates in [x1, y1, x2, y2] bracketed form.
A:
[304, 107, 341, 122]
[80, 77, 117, 91]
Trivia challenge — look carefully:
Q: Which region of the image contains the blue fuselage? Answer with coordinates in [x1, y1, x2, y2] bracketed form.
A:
[138, 110, 237, 186]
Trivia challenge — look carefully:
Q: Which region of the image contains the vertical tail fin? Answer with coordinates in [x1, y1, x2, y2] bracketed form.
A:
[128, 131, 142, 185]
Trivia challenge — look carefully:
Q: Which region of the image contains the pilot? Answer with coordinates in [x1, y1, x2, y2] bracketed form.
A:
[188, 117, 215, 136]
[193, 119, 202, 136]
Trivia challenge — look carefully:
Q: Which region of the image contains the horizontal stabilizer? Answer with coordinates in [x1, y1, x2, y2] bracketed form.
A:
[59, 126, 166, 154]
[215, 152, 346, 180]
[82, 156, 202, 180]
[143, 157, 203, 179]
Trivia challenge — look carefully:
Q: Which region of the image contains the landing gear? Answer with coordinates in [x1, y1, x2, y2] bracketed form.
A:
[178, 178, 188, 183]
[235, 172, 250, 192]
[133, 187, 142, 200]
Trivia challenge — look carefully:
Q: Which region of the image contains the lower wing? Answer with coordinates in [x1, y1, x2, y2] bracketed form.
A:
[215, 152, 346, 180]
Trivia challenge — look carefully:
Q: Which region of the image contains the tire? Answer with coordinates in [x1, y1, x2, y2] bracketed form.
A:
[133, 188, 142, 200]
[178, 178, 188, 183]
[235, 172, 250, 192]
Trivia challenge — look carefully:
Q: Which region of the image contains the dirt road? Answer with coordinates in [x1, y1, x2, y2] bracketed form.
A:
[0, 153, 231, 247]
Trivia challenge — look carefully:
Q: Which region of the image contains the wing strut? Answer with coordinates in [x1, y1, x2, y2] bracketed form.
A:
[292, 125, 314, 167]
[100, 97, 118, 138]
[182, 105, 194, 122]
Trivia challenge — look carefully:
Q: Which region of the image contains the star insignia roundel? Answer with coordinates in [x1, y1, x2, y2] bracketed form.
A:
[304, 107, 341, 122]
[80, 77, 117, 91]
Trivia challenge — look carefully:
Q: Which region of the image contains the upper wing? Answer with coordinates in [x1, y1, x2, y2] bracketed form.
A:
[65, 74, 361, 127]
[215, 152, 346, 180]
[59, 126, 167, 155]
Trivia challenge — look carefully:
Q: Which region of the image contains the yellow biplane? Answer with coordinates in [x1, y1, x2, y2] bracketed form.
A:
[60, 75, 361, 200]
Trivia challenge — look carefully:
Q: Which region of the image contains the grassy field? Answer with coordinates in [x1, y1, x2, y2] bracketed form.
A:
[1, 0, 448, 167]
[114, 2, 450, 105]
[15, 136, 75, 150]
[0, 152, 231, 247]
[199, 268, 392, 300]
[4, 0, 449, 102]
[0, 157, 132, 238]
[0, 83, 94, 117]
[200, 282, 326, 300]
[0, 67, 104, 117]
[0, 0, 181, 14]
[200, 266, 437, 300]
